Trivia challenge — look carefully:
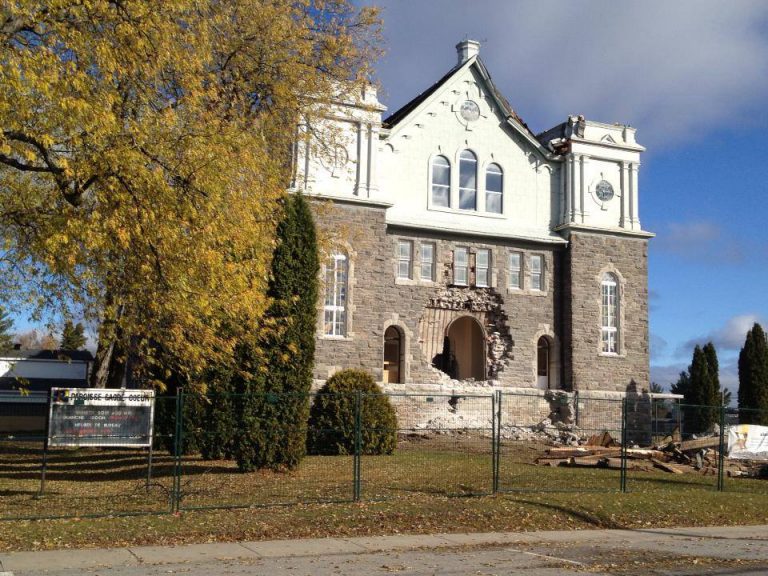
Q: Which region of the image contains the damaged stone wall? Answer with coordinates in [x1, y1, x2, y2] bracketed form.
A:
[420, 286, 514, 379]
[312, 202, 562, 388]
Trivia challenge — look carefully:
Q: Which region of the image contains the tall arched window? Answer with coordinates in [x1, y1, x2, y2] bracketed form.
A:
[431, 155, 451, 207]
[324, 252, 348, 337]
[459, 150, 477, 210]
[601, 273, 619, 354]
[485, 163, 503, 214]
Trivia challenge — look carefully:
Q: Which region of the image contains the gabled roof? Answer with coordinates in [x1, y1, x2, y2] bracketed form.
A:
[382, 56, 548, 158]
[382, 57, 536, 139]
[1, 348, 94, 362]
[382, 62, 463, 129]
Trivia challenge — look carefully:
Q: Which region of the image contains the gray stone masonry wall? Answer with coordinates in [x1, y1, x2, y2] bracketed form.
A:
[563, 231, 650, 393]
[312, 200, 564, 388]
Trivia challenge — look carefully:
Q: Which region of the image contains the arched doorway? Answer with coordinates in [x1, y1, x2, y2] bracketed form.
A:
[383, 326, 403, 383]
[446, 316, 486, 380]
[537, 336, 551, 390]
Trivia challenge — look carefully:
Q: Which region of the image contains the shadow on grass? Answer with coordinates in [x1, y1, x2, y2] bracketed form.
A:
[364, 484, 490, 498]
[508, 496, 627, 530]
[626, 475, 718, 489]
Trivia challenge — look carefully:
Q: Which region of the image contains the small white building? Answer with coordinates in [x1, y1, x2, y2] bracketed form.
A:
[0, 348, 93, 432]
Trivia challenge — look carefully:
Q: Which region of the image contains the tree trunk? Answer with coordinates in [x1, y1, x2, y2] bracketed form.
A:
[89, 297, 124, 388]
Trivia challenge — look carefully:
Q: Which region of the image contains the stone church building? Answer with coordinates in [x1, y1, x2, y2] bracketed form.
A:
[293, 40, 653, 400]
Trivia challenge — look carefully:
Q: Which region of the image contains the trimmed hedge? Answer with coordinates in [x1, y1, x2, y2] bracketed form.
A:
[307, 369, 397, 456]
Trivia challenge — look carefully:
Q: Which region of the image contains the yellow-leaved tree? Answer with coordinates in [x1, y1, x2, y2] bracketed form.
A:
[0, 0, 380, 388]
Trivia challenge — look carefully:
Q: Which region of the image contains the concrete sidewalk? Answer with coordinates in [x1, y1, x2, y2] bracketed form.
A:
[1, 525, 767, 574]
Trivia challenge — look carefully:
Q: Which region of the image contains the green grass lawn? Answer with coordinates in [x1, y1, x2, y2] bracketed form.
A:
[1, 435, 767, 552]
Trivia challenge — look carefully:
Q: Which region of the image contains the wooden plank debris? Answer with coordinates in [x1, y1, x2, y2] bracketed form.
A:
[650, 458, 685, 474]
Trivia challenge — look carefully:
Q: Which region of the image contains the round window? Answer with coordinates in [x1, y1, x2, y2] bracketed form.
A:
[595, 180, 614, 202]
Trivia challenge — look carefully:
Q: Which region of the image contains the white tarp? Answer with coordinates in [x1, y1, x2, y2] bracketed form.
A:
[728, 424, 768, 460]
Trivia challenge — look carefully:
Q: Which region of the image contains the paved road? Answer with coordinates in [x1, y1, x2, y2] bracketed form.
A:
[2, 526, 768, 576]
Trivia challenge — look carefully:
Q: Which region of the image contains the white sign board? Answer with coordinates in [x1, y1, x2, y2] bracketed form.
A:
[47, 388, 155, 448]
[728, 424, 768, 460]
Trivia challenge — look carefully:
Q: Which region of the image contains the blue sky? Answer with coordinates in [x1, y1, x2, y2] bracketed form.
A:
[369, 0, 768, 393]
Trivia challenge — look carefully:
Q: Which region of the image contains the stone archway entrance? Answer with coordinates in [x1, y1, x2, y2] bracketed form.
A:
[446, 316, 486, 380]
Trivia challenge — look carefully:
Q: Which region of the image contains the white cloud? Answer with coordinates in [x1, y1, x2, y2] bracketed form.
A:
[650, 363, 686, 389]
[372, 0, 768, 147]
[652, 359, 738, 400]
[711, 315, 765, 350]
[654, 220, 744, 262]
[677, 313, 765, 357]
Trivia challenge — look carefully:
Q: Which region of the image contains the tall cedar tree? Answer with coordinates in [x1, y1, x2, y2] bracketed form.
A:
[60, 321, 86, 350]
[738, 323, 768, 424]
[199, 363, 237, 461]
[686, 345, 718, 433]
[235, 194, 319, 472]
[0, 307, 13, 352]
[702, 342, 723, 406]
[670, 371, 690, 397]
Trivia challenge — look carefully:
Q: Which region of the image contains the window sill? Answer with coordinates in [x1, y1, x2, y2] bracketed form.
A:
[427, 205, 507, 220]
[598, 352, 625, 359]
[508, 288, 549, 297]
[320, 335, 353, 342]
[396, 277, 440, 287]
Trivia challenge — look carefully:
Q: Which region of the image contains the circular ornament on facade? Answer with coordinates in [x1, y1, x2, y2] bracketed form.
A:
[319, 144, 349, 174]
[460, 100, 481, 122]
[595, 180, 614, 202]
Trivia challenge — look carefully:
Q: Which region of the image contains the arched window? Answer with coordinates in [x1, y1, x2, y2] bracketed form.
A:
[537, 337, 550, 390]
[459, 150, 477, 210]
[485, 163, 503, 214]
[431, 155, 451, 207]
[601, 273, 619, 354]
[324, 252, 348, 337]
[383, 326, 404, 384]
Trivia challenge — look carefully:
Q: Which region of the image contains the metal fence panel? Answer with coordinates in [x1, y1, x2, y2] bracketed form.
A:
[722, 406, 768, 495]
[360, 394, 494, 499]
[0, 395, 177, 520]
[176, 392, 354, 511]
[497, 391, 623, 493]
[624, 401, 720, 493]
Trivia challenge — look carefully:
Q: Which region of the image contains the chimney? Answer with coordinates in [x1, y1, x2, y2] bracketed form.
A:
[456, 39, 480, 65]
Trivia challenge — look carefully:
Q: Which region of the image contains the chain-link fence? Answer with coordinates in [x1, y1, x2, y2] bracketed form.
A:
[362, 394, 494, 500]
[176, 391, 355, 511]
[0, 394, 177, 520]
[624, 401, 723, 492]
[497, 391, 624, 492]
[1, 389, 767, 520]
[723, 406, 768, 494]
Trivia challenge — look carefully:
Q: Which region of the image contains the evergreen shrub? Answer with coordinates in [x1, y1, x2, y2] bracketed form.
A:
[307, 369, 397, 456]
[233, 193, 318, 472]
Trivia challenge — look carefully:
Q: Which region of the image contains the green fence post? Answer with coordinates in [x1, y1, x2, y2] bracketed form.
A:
[491, 392, 498, 494]
[717, 404, 726, 492]
[173, 389, 184, 513]
[353, 390, 362, 501]
[620, 397, 628, 493]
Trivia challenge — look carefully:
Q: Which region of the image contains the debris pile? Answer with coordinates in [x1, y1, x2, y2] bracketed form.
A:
[534, 429, 767, 477]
